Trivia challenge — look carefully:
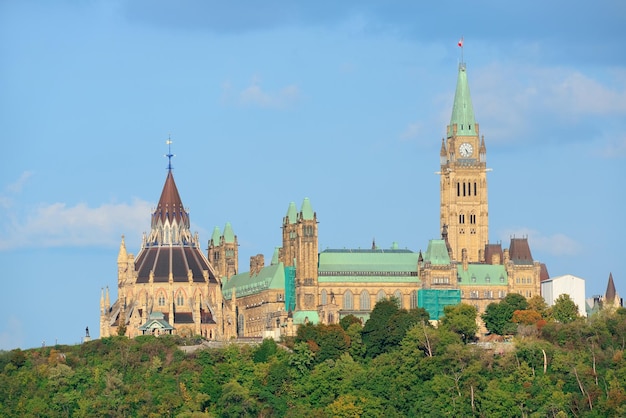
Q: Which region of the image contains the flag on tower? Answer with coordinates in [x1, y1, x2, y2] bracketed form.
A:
[458, 37, 464, 48]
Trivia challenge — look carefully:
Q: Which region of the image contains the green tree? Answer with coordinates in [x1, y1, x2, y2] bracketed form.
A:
[551, 294, 579, 324]
[439, 304, 478, 342]
[339, 314, 362, 331]
[482, 293, 528, 335]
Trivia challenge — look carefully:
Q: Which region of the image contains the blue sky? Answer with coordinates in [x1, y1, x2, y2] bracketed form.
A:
[1, 0, 625, 349]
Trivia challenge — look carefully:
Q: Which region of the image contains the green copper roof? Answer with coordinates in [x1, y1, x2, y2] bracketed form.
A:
[423, 240, 451, 265]
[318, 249, 420, 283]
[271, 247, 280, 265]
[448, 63, 477, 137]
[457, 264, 507, 286]
[223, 222, 235, 243]
[211, 226, 221, 244]
[286, 202, 297, 224]
[300, 198, 314, 220]
[222, 262, 285, 300]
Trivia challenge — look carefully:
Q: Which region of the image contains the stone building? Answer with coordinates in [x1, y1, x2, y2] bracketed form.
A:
[100, 168, 226, 340]
[101, 60, 548, 340]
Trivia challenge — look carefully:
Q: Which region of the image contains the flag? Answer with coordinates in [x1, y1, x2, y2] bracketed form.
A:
[458, 38, 464, 48]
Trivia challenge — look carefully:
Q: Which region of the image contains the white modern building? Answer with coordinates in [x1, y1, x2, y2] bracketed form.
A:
[541, 274, 587, 317]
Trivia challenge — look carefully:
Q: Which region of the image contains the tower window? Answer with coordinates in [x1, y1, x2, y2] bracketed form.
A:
[463, 182, 466, 196]
[457, 182, 460, 197]
[459, 214, 465, 224]
[474, 182, 477, 196]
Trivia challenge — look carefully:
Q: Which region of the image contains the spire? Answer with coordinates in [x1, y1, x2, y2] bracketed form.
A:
[448, 63, 477, 138]
[153, 170, 189, 228]
[300, 197, 314, 220]
[222, 222, 235, 243]
[146, 141, 192, 246]
[285, 202, 297, 224]
[271, 247, 280, 265]
[117, 235, 127, 263]
[606, 272, 617, 303]
[210, 226, 221, 245]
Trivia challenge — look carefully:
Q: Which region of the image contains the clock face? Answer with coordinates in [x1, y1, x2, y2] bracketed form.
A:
[459, 142, 473, 157]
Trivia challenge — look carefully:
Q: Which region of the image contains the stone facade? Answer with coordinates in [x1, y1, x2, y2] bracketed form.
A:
[101, 61, 547, 340]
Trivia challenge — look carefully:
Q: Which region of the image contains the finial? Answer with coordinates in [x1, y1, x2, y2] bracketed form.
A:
[165, 135, 175, 171]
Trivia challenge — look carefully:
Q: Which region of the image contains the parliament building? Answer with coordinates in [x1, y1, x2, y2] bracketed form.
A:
[100, 61, 549, 340]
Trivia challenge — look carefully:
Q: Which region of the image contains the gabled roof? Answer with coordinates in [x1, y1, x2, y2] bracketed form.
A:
[222, 262, 286, 300]
[509, 238, 534, 265]
[138, 311, 174, 331]
[423, 239, 451, 265]
[448, 63, 477, 138]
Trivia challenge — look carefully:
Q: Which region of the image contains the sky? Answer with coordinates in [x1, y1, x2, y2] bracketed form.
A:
[1, 0, 625, 350]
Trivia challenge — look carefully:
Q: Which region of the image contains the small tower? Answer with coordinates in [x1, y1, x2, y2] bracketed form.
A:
[208, 223, 239, 280]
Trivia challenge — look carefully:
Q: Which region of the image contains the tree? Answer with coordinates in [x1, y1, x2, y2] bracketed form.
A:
[440, 304, 478, 342]
[551, 294, 579, 324]
[482, 293, 528, 335]
[339, 314, 362, 331]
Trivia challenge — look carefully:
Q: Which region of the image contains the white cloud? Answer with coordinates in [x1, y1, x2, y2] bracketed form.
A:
[0, 199, 152, 250]
[7, 171, 33, 193]
[471, 63, 626, 144]
[221, 77, 301, 109]
[499, 227, 582, 257]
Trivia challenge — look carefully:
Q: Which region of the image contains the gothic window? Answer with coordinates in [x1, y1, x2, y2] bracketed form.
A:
[394, 290, 402, 308]
[360, 290, 370, 310]
[177, 293, 184, 306]
[321, 289, 327, 305]
[376, 290, 386, 302]
[158, 294, 166, 306]
[238, 314, 245, 337]
[474, 182, 477, 196]
[463, 182, 467, 196]
[410, 290, 417, 309]
[469, 213, 476, 224]
[343, 290, 354, 310]
[459, 214, 465, 224]
[457, 182, 460, 197]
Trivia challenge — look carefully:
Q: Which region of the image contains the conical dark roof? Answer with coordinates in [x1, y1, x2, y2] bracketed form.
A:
[606, 272, 616, 302]
[152, 170, 189, 229]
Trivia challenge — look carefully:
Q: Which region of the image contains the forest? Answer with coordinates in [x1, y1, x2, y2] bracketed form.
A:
[1, 295, 625, 417]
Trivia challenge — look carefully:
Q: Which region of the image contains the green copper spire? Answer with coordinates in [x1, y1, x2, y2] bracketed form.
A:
[447, 63, 477, 138]
[286, 202, 297, 224]
[300, 197, 314, 220]
[223, 222, 235, 243]
[271, 247, 280, 265]
[211, 226, 221, 244]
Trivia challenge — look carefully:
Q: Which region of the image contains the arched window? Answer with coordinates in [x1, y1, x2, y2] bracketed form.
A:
[176, 293, 184, 306]
[393, 290, 402, 308]
[360, 290, 370, 311]
[343, 290, 353, 310]
[238, 314, 245, 337]
[410, 290, 418, 309]
[158, 293, 166, 306]
[376, 290, 386, 302]
[321, 289, 327, 305]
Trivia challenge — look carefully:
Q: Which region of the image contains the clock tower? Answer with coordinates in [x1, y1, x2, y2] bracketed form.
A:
[439, 62, 489, 262]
